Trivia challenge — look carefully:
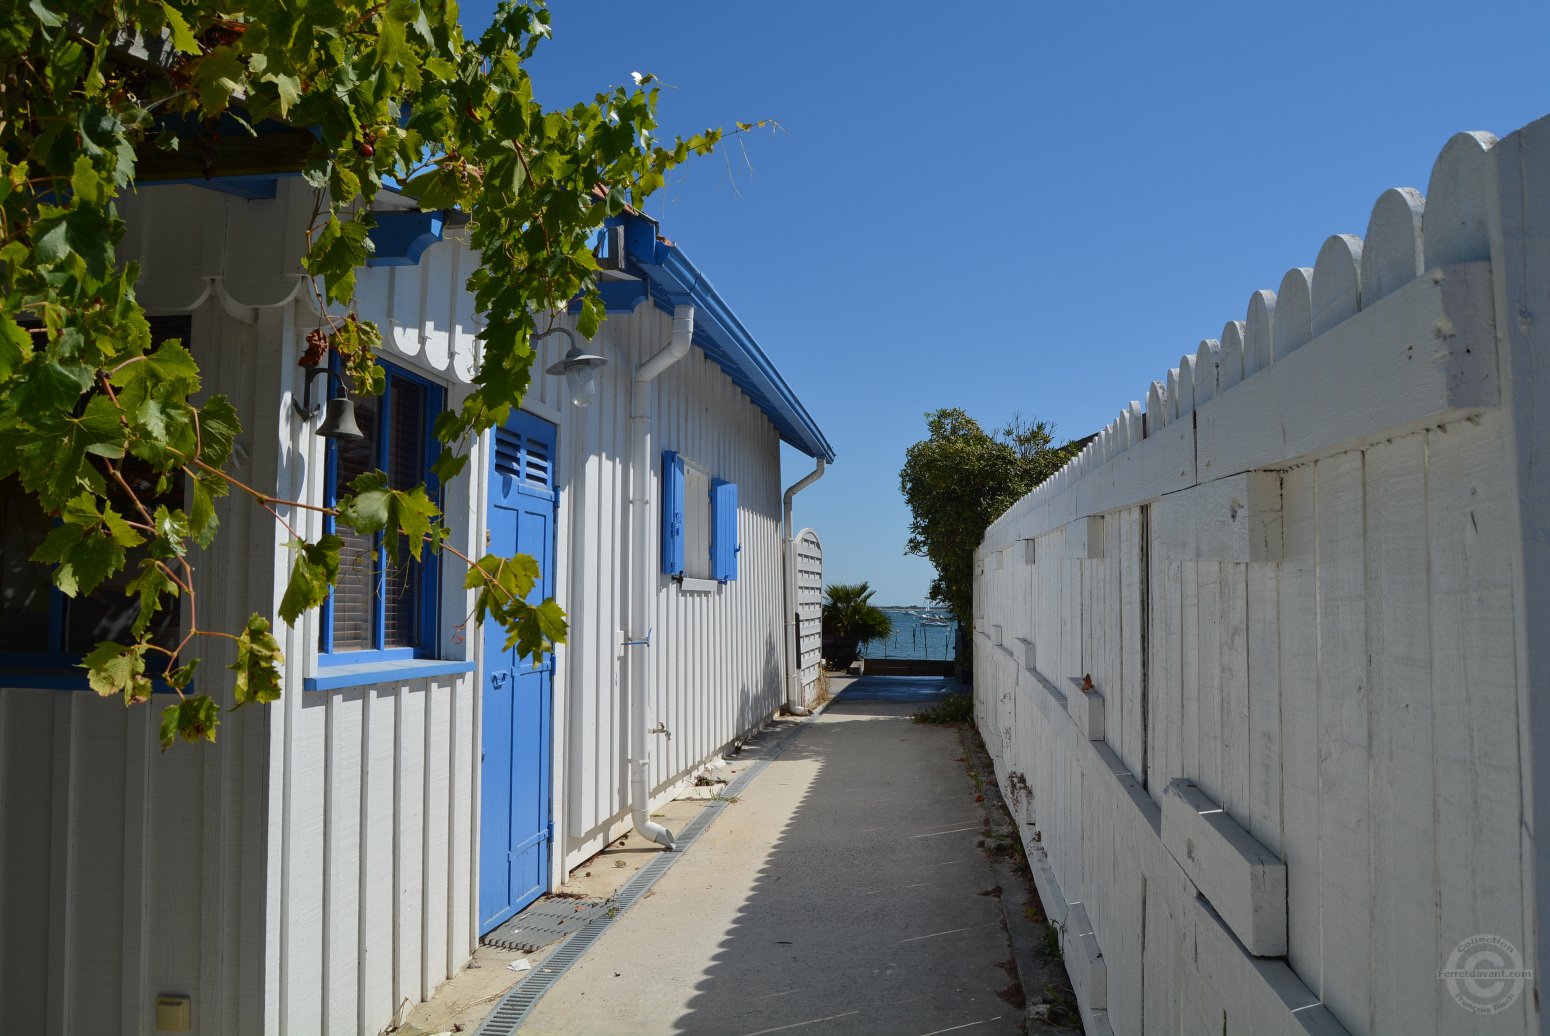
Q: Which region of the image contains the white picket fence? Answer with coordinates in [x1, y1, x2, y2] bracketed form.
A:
[974, 114, 1550, 1036]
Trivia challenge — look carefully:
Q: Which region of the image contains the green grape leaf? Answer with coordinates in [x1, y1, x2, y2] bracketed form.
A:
[159, 695, 221, 749]
[126, 558, 176, 637]
[159, 2, 198, 53]
[229, 614, 284, 708]
[82, 640, 152, 704]
[278, 533, 342, 626]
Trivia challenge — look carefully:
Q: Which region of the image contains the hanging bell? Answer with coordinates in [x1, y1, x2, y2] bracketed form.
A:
[316, 396, 364, 439]
[293, 365, 366, 439]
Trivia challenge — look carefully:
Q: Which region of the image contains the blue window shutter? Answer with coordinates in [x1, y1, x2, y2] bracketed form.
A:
[661, 451, 685, 576]
[710, 479, 739, 581]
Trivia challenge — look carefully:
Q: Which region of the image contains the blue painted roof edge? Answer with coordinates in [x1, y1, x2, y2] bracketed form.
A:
[626, 228, 834, 462]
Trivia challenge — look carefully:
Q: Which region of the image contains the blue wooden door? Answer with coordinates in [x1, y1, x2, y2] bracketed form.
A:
[479, 410, 558, 933]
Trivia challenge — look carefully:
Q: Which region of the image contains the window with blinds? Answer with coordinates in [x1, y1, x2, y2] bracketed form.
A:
[320, 359, 442, 662]
[329, 391, 379, 652]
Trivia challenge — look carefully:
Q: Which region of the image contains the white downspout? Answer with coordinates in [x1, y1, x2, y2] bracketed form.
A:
[781, 458, 826, 710]
[625, 304, 695, 850]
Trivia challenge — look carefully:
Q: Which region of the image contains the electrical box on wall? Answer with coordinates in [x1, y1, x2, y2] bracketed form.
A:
[156, 995, 190, 1032]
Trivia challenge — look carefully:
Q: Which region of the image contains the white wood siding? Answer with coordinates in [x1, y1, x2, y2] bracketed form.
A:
[2, 179, 794, 1034]
[974, 117, 1550, 1036]
[0, 298, 281, 1035]
[267, 231, 484, 1036]
[540, 303, 786, 868]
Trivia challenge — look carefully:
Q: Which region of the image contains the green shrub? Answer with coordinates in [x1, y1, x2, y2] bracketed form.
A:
[913, 691, 974, 724]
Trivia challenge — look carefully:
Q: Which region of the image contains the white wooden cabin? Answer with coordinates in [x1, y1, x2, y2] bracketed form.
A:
[0, 177, 832, 1035]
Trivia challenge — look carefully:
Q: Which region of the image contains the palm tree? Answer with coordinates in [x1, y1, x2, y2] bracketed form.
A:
[821, 582, 893, 669]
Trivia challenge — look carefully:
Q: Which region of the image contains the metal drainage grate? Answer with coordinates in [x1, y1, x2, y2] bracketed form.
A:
[474, 716, 814, 1035]
[483, 897, 613, 952]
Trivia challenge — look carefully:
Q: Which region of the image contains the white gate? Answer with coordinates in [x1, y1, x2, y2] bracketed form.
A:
[793, 528, 823, 704]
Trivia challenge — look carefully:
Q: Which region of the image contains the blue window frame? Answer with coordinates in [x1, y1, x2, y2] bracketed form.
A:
[1, 317, 191, 684]
[318, 358, 445, 666]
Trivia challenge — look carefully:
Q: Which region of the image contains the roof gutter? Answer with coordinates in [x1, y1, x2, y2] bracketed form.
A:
[623, 217, 836, 464]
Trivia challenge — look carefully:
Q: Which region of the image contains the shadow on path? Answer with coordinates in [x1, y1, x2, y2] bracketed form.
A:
[669, 689, 1017, 1036]
[832, 674, 961, 704]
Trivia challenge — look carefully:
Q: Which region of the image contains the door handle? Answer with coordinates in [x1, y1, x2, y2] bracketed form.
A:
[491, 671, 509, 688]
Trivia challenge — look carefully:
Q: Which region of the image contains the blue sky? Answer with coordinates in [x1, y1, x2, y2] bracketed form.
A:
[461, 0, 1550, 605]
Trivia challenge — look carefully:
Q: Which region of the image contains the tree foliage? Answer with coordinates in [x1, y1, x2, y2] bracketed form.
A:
[1, 0, 753, 746]
[899, 409, 1080, 626]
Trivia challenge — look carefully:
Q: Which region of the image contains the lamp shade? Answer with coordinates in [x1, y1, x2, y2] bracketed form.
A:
[544, 343, 609, 408]
[564, 364, 598, 408]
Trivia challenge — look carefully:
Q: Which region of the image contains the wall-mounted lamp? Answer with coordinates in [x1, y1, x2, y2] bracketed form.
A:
[292, 367, 364, 439]
[539, 327, 609, 408]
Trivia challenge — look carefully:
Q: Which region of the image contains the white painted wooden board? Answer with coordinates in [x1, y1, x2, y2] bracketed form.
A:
[1488, 114, 1550, 1030]
[1064, 515, 1105, 559]
[1161, 779, 1287, 956]
[1196, 561, 1223, 803]
[1277, 464, 1322, 993]
[983, 261, 1499, 559]
[1067, 677, 1106, 742]
[1244, 562, 1281, 856]
[1313, 451, 1372, 1032]
[1362, 434, 1440, 1033]
[1118, 508, 1144, 779]
[1065, 901, 1108, 1011]
[1195, 262, 1498, 483]
[1219, 563, 1249, 820]
[1426, 411, 1531, 1034]
[1156, 472, 1283, 562]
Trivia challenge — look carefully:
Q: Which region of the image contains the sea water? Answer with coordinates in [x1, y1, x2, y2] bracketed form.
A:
[858, 608, 959, 660]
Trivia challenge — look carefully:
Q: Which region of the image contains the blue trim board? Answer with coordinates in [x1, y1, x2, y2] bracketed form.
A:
[134, 173, 292, 199]
[304, 658, 475, 692]
[367, 211, 444, 267]
[319, 647, 416, 668]
[577, 213, 835, 463]
[0, 668, 182, 694]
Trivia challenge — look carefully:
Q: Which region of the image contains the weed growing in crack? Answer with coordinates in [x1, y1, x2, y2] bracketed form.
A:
[1042, 983, 1081, 1027]
[1038, 918, 1066, 965]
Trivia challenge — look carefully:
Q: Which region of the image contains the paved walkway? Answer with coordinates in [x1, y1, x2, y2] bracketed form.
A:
[519, 678, 1019, 1036]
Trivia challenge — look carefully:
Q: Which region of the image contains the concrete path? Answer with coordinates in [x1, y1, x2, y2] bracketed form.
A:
[519, 678, 1019, 1036]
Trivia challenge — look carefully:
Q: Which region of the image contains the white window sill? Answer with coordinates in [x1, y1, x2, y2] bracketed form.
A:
[677, 577, 721, 593]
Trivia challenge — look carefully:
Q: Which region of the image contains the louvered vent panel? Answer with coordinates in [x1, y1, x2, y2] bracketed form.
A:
[494, 430, 522, 478]
[524, 439, 551, 488]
